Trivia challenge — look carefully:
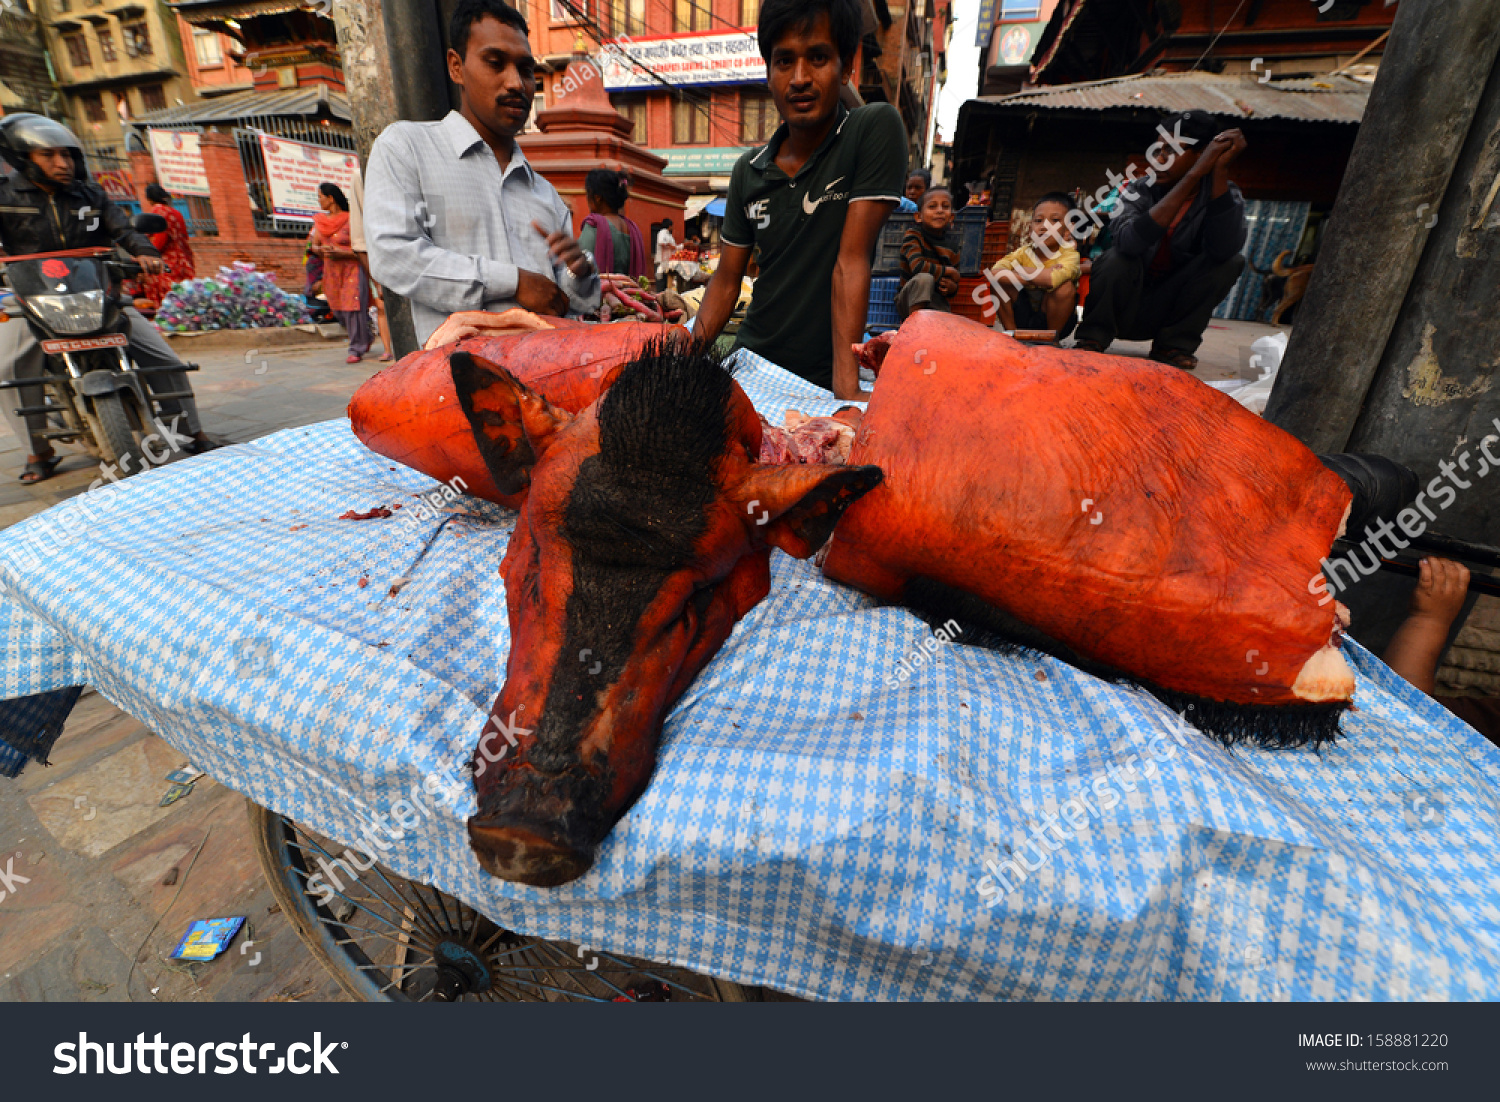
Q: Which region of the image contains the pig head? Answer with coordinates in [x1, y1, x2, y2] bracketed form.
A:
[452, 341, 882, 887]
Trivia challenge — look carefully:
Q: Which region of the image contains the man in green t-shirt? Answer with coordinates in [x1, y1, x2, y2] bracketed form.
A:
[693, 0, 907, 399]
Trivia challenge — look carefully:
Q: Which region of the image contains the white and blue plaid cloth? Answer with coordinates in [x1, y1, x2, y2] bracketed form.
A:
[2, 352, 1498, 1001]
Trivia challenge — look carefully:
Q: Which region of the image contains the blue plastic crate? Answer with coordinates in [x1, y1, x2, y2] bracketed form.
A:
[873, 208, 989, 277]
[866, 276, 900, 331]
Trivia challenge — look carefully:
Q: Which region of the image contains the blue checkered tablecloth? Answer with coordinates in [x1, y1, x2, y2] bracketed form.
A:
[2, 351, 1499, 1001]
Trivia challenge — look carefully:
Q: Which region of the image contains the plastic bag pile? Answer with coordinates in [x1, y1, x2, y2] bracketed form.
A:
[154, 261, 311, 333]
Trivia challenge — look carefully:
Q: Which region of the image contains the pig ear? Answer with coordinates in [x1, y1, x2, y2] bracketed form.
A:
[452, 350, 572, 497]
[732, 463, 884, 559]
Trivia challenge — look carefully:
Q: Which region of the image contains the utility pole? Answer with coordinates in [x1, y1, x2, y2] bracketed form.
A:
[332, 0, 451, 358]
[1264, 0, 1500, 657]
[1265, 0, 1500, 548]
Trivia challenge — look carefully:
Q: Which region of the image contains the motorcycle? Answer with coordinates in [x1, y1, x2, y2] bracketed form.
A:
[0, 244, 199, 476]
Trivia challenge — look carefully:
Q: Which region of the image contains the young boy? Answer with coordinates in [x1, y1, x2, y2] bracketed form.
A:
[984, 192, 1082, 337]
[692, 0, 907, 398]
[896, 185, 958, 319]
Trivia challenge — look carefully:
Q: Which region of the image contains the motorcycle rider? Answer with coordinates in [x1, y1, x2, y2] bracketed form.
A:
[0, 113, 216, 483]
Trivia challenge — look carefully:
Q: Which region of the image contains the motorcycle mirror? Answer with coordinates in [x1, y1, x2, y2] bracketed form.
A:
[133, 213, 168, 235]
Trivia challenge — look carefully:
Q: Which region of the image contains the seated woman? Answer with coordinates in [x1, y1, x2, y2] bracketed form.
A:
[578, 168, 647, 280]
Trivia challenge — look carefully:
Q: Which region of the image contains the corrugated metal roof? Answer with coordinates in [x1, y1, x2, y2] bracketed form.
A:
[978, 70, 1370, 125]
[133, 85, 350, 125]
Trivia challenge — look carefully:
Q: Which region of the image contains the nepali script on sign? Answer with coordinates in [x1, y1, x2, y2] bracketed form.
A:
[598, 31, 765, 92]
[256, 132, 362, 222]
[147, 129, 211, 198]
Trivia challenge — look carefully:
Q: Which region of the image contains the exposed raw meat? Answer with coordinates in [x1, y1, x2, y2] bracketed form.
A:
[822, 312, 1355, 714]
[758, 408, 862, 465]
[422, 307, 556, 350]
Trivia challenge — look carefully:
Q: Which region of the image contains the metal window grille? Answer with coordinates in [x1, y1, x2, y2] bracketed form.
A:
[184, 195, 218, 237]
[233, 116, 356, 236]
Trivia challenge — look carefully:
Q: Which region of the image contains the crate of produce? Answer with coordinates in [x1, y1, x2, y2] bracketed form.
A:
[866, 275, 901, 331]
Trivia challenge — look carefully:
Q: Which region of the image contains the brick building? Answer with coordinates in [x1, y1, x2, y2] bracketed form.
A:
[119, 1, 353, 285]
[174, 13, 255, 93]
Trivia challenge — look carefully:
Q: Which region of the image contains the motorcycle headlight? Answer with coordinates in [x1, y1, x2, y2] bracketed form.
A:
[25, 290, 107, 335]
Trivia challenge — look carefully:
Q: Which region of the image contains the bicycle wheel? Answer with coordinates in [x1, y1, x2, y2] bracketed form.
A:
[248, 799, 759, 1002]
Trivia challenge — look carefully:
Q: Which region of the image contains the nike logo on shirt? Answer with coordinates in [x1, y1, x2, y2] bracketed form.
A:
[802, 176, 849, 215]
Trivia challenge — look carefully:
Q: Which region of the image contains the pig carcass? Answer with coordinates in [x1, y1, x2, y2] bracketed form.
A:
[823, 312, 1356, 745]
[353, 331, 883, 886]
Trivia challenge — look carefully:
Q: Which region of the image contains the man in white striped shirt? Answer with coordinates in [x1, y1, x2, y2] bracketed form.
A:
[364, 0, 599, 347]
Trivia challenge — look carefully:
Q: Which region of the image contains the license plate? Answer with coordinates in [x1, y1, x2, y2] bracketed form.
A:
[40, 334, 127, 354]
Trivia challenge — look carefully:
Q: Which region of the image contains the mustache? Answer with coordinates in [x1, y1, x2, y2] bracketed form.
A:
[495, 97, 528, 111]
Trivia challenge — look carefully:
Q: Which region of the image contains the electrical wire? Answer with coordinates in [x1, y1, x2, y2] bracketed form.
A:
[1189, 0, 1250, 72]
[552, 0, 755, 136]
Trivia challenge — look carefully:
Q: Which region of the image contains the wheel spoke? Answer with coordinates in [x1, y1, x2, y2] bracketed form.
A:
[283, 837, 448, 941]
[261, 807, 743, 1004]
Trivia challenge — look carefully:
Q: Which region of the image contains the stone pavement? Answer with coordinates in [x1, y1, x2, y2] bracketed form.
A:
[0, 334, 370, 1004]
[0, 317, 1287, 1003]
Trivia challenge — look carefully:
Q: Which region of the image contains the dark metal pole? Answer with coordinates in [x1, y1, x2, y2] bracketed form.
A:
[1263, 0, 1500, 453]
[378, 0, 453, 125]
[334, 0, 451, 359]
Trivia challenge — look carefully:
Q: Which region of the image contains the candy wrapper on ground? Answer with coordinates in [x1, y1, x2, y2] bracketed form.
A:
[154, 261, 311, 333]
[171, 916, 246, 961]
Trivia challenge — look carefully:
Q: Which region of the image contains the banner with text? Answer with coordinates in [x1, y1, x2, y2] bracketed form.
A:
[147, 129, 210, 198]
[599, 30, 765, 91]
[257, 133, 360, 221]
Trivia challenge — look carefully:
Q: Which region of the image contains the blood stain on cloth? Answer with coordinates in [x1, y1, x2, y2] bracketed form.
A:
[339, 507, 393, 520]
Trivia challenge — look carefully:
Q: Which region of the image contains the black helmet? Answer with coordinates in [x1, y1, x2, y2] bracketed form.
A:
[0, 113, 88, 186]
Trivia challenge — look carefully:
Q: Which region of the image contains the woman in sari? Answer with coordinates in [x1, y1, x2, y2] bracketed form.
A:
[140, 183, 195, 307]
[577, 168, 647, 279]
[309, 182, 370, 363]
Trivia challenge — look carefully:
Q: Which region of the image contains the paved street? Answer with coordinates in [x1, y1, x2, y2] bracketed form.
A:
[0, 333, 370, 1003]
[0, 317, 1284, 1002]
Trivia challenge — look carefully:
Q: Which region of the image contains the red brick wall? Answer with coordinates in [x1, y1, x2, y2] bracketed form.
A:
[128, 129, 311, 292]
